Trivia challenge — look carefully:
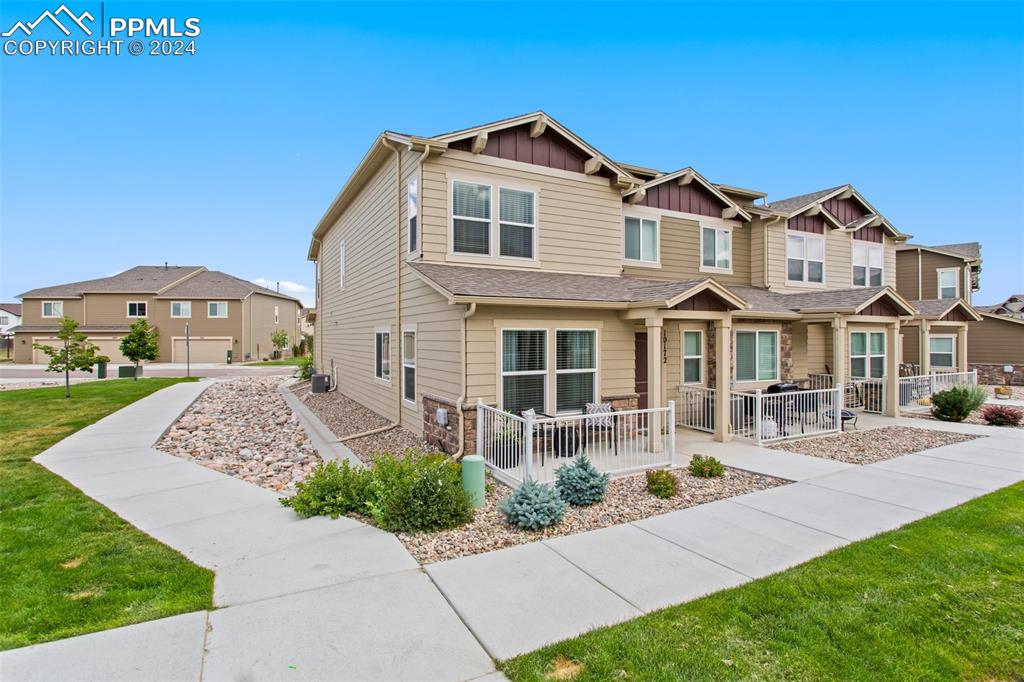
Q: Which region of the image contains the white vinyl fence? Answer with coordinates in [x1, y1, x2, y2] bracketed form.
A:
[899, 370, 978, 407]
[729, 385, 843, 444]
[476, 400, 676, 486]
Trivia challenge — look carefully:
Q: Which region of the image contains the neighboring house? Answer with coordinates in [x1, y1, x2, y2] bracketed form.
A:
[309, 111, 932, 454]
[894, 243, 983, 375]
[12, 266, 301, 364]
[966, 312, 1024, 385]
[1, 302, 23, 336]
[977, 294, 1024, 319]
[298, 307, 316, 337]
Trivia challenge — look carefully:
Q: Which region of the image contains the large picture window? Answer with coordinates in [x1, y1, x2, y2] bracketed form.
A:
[786, 233, 825, 283]
[682, 330, 703, 384]
[735, 330, 778, 382]
[701, 226, 732, 271]
[402, 330, 416, 403]
[929, 335, 955, 370]
[850, 331, 886, 379]
[501, 330, 547, 414]
[852, 242, 883, 287]
[375, 331, 391, 382]
[624, 216, 658, 263]
[937, 269, 959, 299]
[556, 330, 596, 413]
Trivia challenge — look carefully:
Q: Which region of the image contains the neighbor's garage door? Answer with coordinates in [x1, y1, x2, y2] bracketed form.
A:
[32, 338, 59, 364]
[172, 338, 231, 363]
[33, 336, 130, 364]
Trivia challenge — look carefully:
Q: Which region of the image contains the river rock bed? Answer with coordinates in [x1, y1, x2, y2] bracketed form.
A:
[767, 425, 981, 464]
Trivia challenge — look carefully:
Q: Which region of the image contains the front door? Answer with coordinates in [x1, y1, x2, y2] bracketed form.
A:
[634, 332, 648, 409]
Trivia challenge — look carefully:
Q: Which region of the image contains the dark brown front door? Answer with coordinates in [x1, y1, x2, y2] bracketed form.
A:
[634, 332, 648, 409]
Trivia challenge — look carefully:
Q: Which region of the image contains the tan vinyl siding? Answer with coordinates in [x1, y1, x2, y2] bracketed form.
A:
[86, 294, 154, 324]
[805, 322, 832, 375]
[749, 218, 766, 288]
[245, 293, 300, 360]
[791, 322, 809, 379]
[21, 298, 83, 325]
[968, 316, 1024, 365]
[766, 227, 898, 292]
[621, 215, 752, 286]
[153, 299, 243, 361]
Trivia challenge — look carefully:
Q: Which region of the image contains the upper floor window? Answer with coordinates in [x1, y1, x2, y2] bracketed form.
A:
[852, 242, 883, 287]
[624, 216, 658, 264]
[208, 301, 228, 318]
[451, 180, 536, 260]
[937, 268, 959, 299]
[42, 301, 63, 318]
[127, 301, 147, 318]
[408, 177, 418, 253]
[786, 234, 824, 284]
[171, 301, 191, 318]
[0, 316, 8, 325]
[499, 187, 535, 259]
[701, 226, 732, 272]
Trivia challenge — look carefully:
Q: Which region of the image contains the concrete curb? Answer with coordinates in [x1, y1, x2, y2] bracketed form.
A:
[277, 381, 363, 468]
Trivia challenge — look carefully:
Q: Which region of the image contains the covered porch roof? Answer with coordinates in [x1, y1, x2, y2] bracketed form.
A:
[908, 299, 983, 322]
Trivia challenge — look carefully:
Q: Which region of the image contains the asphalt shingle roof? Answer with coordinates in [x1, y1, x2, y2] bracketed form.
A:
[764, 186, 844, 215]
[156, 271, 300, 302]
[18, 266, 205, 298]
[0, 303, 22, 316]
[930, 242, 981, 261]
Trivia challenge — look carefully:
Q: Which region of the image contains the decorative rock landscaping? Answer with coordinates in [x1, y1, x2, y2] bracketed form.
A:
[396, 467, 786, 564]
[157, 377, 319, 491]
[767, 425, 981, 465]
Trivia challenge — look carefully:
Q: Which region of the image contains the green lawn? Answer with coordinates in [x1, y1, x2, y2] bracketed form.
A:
[0, 379, 214, 651]
[503, 483, 1024, 681]
[244, 356, 306, 366]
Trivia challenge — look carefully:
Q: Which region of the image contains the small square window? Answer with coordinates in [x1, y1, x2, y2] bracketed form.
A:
[171, 301, 191, 318]
[42, 301, 63, 318]
[624, 217, 658, 263]
[208, 302, 228, 318]
[127, 301, 147, 317]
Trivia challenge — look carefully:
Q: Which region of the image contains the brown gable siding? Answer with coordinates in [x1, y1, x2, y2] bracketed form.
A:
[968, 316, 1024, 365]
[894, 250, 920, 300]
[919, 251, 964, 299]
[671, 290, 732, 312]
[862, 297, 902, 317]
[636, 181, 726, 217]
[448, 124, 599, 175]
[824, 196, 867, 226]
[787, 213, 825, 234]
[853, 225, 884, 243]
[941, 306, 973, 322]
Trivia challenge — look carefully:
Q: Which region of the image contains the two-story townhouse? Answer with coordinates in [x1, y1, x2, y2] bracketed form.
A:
[12, 265, 301, 363]
[1, 302, 23, 336]
[310, 112, 936, 456]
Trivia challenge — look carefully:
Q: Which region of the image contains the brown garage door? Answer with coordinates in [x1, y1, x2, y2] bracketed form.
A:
[172, 337, 231, 363]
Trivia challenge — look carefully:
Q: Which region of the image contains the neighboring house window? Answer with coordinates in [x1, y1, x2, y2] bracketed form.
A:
[682, 330, 703, 384]
[408, 177, 418, 253]
[127, 301, 147, 317]
[701, 226, 732, 271]
[937, 268, 959, 299]
[402, 330, 416, 404]
[786, 234, 825, 283]
[339, 242, 345, 288]
[556, 330, 597, 413]
[850, 331, 886, 379]
[929, 336, 955, 370]
[852, 242, 883, 287]
[274, 306, 279, 324]
[735, 330, 778, 382]
[374, 331, 391, 381]
[499, 187, 535, 259]
[452, 180, 491, 255]
[624, 216, 658, 263]
[208, 301, 228, 318]
[501, 329, 546, 414]
[42, 301, 63, 318]
[0, 316, 7, 325]
[171, 301, 191, 318]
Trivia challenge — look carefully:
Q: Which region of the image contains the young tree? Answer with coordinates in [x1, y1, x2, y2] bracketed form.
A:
[120, 319, 160, 379]
[32, 317, 108, 398]
[271, 329, 289, 357]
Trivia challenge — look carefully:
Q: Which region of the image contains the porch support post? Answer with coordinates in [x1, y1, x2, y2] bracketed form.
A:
[646, 317, 664, 452]
[886, 320, 900, 417]
[831, 315, 848, 390]
[919, 320, 931, 375]
[714, 317, 732, 443]
[956, 324, 968, 373]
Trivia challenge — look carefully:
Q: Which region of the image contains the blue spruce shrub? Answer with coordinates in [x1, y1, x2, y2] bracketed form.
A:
[554, 456, 610, 506]
[499, 479, 567, 530]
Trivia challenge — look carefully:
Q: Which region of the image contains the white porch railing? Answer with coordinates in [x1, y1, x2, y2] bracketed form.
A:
[476, 400, 676, 486]
[729, 385, 843, 444]
[899, 369, 978, 407]
[808, 373, 834, 390]
[676, 385, 716, 433]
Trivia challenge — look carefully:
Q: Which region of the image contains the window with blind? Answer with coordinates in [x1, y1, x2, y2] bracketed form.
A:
[556, 330, 596, 413]
[682, 330, 703, 384]
[502, 330, 546, 414]
[499, 188, 535, 259]
[375, 332, 390, 381]
[452, 181, 491, 255]
[929, 336, 955, 369]
[852, 242, 883, 287]
[937, 269, 958, 299]
[452, 180, 538, 260]
[402, 331, 416, 403]
[42, 301, 63, 317]
[408, 177, 418, 253]
[624, 216, 658, 263]
[735, 330, 778, 382]
[701, 226, 732, 271]
[850, 331, 886, 378]
[786, 233, 825, 283]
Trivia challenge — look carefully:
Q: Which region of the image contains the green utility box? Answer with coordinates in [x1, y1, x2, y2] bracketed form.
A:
[118, 365, 141, 378]
[461, 455, 486, 508]
[226, 349, 233, 364]
[95, 362, 107, 379]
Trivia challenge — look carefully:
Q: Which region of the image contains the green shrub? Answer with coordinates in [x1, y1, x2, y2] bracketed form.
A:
[297, 355, 315, 380]
[645, 469, 678, 498]
[688, 454, 725, 478]
[555, 456, 610, 506]
[500, 480, 567, 530]
[279, 460, 372, 518]
[365, 452, 474, 532]
[981, 404, 1022, 427]
[931, 385, 987, 422]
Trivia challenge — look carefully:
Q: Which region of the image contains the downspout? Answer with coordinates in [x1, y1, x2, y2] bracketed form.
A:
[453, 302, 477, 459]
[381, 137, 406, 431]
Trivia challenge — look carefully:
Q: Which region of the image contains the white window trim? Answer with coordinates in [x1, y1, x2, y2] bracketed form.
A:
[928, 334, 956, 370]
[733, 330, 779, 383]
[448, 176, 540, 265]
[681, 329, 704, 385]
[41, 301, 63, 318]
[338, 241, 345, 289]
[125, 301, 148, 318]
[374, 329, 391, 384]
[170, 301, 191, 318]
[937, 268, 960, 300]
[401, 325, 416, 407]
[500, 328, 548, 414]
[622, 214, 660, 267]
[785, 231, 826, 287]
[699, 224, 734, 274]
[207, 301, 229, 319]
[407, 172, 420, 256]
[852, 241, 884, 288]
[554, 328, 599, 415]
[850, 331, 887, 379]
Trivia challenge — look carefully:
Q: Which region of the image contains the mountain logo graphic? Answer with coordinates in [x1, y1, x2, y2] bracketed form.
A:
[2, 4, 94, 37]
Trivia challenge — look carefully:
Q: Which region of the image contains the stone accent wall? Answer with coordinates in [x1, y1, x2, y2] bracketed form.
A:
[602, 393, 638, 411]
[422, 394, 467, 455]
[706, 322, 717, 387]
[971, 363, 1024, 386]
[780, 321, 794, 382]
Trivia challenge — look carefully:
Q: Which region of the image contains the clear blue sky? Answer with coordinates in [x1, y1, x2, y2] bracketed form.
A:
[2, 1, 1022, 306]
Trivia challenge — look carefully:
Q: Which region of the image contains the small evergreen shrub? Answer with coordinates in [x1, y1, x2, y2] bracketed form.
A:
[279, 460, 372, 518]
[931, 385, 987, 422]
[500, 480, 567, 530]
[688, 454, 725, 478]
[645, 469, 677, 499]
[555, 456, 610, 506]
[981, 404, 1023, 427]
[366, 452, 474, 532]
